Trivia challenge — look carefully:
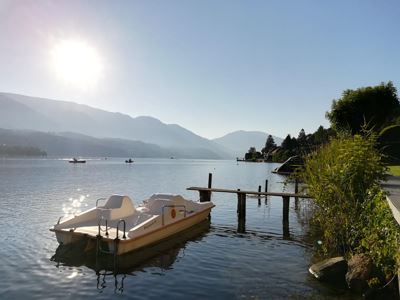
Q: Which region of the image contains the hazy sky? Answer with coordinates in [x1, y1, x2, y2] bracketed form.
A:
[1, 1, 399, 139]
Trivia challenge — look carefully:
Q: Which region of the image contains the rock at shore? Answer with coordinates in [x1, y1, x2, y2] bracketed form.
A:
[345, 254, 373, 293]
[309, 257, 348, 282]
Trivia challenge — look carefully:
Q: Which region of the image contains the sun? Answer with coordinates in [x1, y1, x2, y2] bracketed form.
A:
[51, 39, 103, 89]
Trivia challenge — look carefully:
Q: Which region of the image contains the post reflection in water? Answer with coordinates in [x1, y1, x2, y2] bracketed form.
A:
[51, 220, 211, 294]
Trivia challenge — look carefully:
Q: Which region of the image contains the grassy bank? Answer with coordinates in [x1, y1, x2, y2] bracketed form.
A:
[389, 165, 400, 176]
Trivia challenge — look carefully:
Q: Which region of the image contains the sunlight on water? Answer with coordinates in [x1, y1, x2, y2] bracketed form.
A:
[67, 271, 78, 279]
[62, 194, 88, 217]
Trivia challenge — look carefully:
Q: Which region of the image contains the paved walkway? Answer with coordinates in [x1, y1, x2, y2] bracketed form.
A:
[381, 175, 400, 225]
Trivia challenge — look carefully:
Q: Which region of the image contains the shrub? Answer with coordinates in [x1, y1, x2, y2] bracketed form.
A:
[300, 133, 399, 274]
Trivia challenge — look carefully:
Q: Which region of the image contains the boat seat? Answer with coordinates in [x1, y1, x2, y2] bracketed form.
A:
[99, 195, 136, 220]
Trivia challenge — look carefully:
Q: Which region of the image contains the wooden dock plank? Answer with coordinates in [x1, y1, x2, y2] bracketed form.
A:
[187, 186, 312, 199]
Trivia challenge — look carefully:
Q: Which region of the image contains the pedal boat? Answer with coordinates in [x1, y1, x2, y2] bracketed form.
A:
[50, 194, 214, 255]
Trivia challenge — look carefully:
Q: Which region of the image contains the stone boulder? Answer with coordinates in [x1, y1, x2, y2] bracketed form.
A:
[345, 254, 374, 293]
[309, 256, 348, 282]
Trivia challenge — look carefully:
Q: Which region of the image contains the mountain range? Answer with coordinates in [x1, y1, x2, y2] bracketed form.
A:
[0, 92, 281, 158]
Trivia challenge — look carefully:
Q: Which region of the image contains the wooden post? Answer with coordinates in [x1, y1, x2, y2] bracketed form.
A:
[282, 196, 290, 239]
[199, 190, 210, 202]
[200, 173, 212, 202]
[236, 189, 241, 214]
[258, 185, 261, 206]
[282, 196, 289, 222]
[242, 193, 246, 219]
[265, 179, 268, 204]
[294, 178, 299, 209]
[237, 190, 246, 219]
[237, 190, 246, 233]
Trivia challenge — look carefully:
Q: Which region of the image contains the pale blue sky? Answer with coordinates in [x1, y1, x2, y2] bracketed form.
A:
[1, 0, 399, 139]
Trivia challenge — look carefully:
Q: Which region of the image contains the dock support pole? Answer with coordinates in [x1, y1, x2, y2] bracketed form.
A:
[282, 196, 290, 239]
[294, 178, 299, 209]
[199, 173, 212, 202]
[199, 191, 209, 202]
[237, 189, 246, 233]
[258, 185, 261, 206]
[265, 180, 268, 204]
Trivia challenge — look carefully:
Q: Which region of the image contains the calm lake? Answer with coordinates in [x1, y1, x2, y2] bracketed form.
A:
[0, 158, 356, 299]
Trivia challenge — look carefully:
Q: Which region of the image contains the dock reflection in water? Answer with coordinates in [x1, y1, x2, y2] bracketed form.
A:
[51, 220, 211, 293]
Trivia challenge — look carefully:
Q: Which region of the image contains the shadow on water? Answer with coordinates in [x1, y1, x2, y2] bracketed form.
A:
[51, 219, 211, 275]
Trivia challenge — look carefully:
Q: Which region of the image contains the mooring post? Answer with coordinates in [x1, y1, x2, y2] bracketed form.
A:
[282, 196, 290, 239]
[265, 179, 269, 204]
[199, 173, 212, 202]
[282, 196, 289, 223]
[199, 190, 208, 202]
[282, 196, 290, 220]
[237, 190, 246, 218]
[237, 189, 246, 233]
[242, 194, 246, 221]
[294, 178, 299, 209]
[237, 189, 241, 214]
[258, 185, 261, 206]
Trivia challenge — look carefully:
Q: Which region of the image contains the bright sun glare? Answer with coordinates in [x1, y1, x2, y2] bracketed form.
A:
[51, 39, 103, 89]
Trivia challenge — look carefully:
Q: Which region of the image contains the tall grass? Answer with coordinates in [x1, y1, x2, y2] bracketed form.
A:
[300, 134, 400, 275]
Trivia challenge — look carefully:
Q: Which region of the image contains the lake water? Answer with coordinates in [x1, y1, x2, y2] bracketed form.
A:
[0, 158, 356, 299]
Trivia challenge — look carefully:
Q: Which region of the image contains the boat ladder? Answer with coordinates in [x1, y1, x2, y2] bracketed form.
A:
[95, 219, 127, 274]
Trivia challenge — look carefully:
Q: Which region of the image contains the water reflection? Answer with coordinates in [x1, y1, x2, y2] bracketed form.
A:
[51, 220, 211, 293]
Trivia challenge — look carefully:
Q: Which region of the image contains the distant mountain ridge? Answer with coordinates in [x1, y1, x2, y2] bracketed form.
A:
[0, 92, 282, 158]
[0, 92, 229, 158]
[213, 130, 283, 157]
[0, 128, 177, 158]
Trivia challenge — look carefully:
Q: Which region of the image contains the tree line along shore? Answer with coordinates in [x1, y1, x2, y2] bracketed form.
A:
[245, 81, 400, 298]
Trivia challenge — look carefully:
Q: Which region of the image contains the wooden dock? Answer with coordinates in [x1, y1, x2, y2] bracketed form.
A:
[187, 173, 312, 235]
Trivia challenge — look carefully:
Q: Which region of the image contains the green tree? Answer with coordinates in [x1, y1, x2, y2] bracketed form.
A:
[326, 81, 400, 134]
[297, 129, 307, 151]
[281, 134, 294, 151]
[262, 135, 277, 154]
[313, 125, 328, 145]
[245, 147, 261, 161]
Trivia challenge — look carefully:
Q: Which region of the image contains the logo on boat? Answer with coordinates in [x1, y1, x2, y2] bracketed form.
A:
[171, 208, 176, 219]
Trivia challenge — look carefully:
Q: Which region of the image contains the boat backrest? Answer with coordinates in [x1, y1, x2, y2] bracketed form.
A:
[146, 194, 187, 213]
[103, 195, 136, 216]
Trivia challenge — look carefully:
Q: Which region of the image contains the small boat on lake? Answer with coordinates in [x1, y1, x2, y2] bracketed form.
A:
[51, 194, 214, 256]
[69, 157, 86, 164]
[125, 158, 134, 163]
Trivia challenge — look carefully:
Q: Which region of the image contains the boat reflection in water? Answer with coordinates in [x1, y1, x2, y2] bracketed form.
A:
[51, 219, 210, 292]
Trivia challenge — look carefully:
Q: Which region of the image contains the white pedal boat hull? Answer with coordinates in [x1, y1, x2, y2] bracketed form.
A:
[51, 194, 214, 255]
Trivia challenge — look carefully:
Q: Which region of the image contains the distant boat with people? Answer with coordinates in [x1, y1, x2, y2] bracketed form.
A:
[125, 158, 134, 164]
[69, 157, 86, 164]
